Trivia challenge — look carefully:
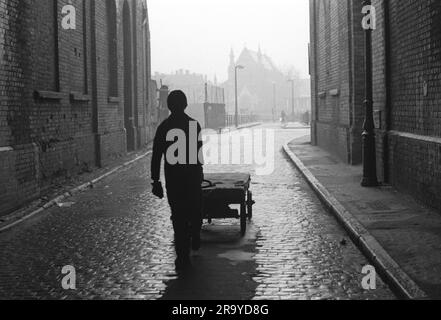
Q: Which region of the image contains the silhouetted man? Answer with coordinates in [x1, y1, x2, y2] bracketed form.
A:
[151, 90, 204, 270]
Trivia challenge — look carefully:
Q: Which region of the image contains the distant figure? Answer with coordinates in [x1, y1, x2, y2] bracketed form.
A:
[280, 110, 287, 125]
[151, 90, 204, 271]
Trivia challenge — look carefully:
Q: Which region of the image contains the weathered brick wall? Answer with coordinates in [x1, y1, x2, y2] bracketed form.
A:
[93, 0, 124, 165]
[313, 0, 348, 160]
[388, 132, 441, 210]
[134, 0, 150, 147]
[1, 0, 41, 213]
[349, 0, 366, 166]
[310, 0, 365, 164]
[313, 0, 441, 210]
[372, 0, 441, 210]
[371, 0, 388, 183]
[0, 0, 154, 216]
[388, 0, 441, 137]
[310, 1, 317, 145]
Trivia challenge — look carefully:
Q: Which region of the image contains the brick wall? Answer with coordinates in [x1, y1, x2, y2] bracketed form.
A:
[0, 0, 156, 216]
[373, 0, 441, 210]
[312, 0, 441, 210]
[310, 0, 318, 145]
[371, 0, 387, 183]
[310, 0, 365, 164]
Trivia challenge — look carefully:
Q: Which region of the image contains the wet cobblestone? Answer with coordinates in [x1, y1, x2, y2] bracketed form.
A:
[0, 125, 395, 300]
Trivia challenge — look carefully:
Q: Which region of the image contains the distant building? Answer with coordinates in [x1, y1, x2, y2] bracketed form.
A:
[153, 70, 208, 104]
[153, 70, 225, 129]
[223, 47, 311, 120]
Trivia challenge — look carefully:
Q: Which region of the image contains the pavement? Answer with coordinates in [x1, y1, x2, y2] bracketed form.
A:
[0, 147, 154, 230]
[285, 135, 441, 299]
[0, 124, 395, 300]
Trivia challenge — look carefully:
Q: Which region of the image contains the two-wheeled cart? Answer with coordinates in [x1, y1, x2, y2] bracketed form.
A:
[202, 173, 255, 236]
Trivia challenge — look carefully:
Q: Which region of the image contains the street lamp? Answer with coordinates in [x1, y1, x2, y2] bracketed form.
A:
[361, 0, 379, 187]
[235, 65, 245, 128]
[272, 82, 277, 122]
[288, 79, 295, 122]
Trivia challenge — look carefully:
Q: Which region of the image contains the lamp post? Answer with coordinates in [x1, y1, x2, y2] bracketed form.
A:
[288, 79, 295, 122]
[361, 0, 379, 187]
[235, 65, 245, 128]
[272, 82, 277, 122]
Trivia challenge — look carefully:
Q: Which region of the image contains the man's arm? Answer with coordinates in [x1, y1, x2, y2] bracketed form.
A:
[151, 125, 164, 182]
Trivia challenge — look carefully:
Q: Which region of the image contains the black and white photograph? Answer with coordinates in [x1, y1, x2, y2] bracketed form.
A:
[0, 0, 440, 307]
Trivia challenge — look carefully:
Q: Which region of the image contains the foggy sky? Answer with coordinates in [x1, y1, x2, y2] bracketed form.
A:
[149, 0, 310, 82]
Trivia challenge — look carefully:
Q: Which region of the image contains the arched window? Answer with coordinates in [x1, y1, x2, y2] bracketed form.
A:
[106, 0, 118, 97]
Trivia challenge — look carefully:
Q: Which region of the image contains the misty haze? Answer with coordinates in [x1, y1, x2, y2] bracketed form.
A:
[0, 0, 440, 306]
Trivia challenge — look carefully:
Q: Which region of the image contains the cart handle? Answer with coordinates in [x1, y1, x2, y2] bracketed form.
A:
[202, 179, 215, 189]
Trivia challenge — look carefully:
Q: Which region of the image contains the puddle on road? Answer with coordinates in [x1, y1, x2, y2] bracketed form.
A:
[56, 202, 75, 208]
[218, 250, 255, 265]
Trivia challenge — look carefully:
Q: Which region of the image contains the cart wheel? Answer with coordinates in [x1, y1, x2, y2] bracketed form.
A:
[240, 203, 247, 236]
[247, 191, 254, 220]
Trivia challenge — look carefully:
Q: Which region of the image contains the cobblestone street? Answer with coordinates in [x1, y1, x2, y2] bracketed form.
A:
[0, 125, 395, 300]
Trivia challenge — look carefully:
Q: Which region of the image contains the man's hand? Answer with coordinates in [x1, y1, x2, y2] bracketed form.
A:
[152, 181, 164, 199]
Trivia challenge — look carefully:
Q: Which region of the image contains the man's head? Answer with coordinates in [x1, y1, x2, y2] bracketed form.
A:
[168, 90, 188, 114]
